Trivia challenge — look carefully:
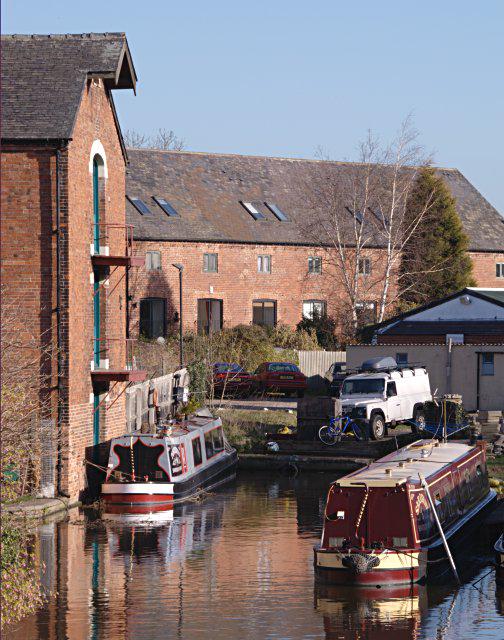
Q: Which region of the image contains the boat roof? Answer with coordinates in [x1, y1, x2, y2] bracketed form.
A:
[114, 416, 221, 442]
[337, 440, 478, 488]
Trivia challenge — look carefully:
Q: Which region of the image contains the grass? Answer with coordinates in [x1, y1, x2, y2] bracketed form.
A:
[218, 408, 296, 453]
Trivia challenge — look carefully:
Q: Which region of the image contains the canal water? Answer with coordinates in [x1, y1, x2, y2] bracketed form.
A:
[5, 474, 504, 639]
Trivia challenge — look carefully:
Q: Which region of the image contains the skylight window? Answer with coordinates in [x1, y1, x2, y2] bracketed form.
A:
[345, 206, 363, 224]
[240, 201, 265, 220]
[369, 207, 389, 228]
[127, 196, 151, 216]
[153, 197, 179, 218]
[264, 202, 288, 222]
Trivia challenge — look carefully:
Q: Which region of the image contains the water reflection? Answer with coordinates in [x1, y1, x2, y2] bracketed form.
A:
[4, 473, 504, 640]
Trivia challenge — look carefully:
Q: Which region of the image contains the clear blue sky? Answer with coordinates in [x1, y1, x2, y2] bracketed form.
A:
[3, 0, 503, 214]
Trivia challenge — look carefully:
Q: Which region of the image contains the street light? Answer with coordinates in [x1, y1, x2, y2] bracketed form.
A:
[172, 263, 184, 368]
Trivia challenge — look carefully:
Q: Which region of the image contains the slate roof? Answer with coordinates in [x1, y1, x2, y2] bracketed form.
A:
[382, 320, 504, 336]
[1, 33, 136, 141]
[126, 150, 504, 252]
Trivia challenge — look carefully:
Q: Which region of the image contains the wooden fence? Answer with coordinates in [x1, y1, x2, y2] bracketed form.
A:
[297, 350, 346, 389]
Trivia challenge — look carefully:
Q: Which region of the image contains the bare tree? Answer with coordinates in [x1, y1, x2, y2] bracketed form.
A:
[1, 286, 56, 499]
[123, 127, 185, 151]
[303, 117, 437, 332]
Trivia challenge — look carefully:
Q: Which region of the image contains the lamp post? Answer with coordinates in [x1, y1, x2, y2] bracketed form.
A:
[172, 263, 184, 368]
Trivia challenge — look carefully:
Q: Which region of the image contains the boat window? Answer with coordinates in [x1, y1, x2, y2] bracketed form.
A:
[416, 500, 434, 540]
[341, 378, 385, 395]
[169, 445, 184, 476]
[192, 437, 203, 466]
[205, 431, 215, 459]
[212, 428, 224, 453]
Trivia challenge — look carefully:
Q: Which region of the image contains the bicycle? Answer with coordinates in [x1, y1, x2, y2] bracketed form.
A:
[318, 415, 364, 445]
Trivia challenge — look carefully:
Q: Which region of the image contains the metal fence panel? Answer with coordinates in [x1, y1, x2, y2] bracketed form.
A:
[297, 350, 346, 389]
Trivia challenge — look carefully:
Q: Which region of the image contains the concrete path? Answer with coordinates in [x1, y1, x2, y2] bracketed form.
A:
[4, 497, 79, 519]
[215, 397, 297, 412]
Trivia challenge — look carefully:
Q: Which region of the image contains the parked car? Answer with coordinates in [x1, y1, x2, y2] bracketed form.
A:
[340, 357, 432, 440]
[324, 362, 347, 397]
[212, 362, 253, 397]
[253, 362, 307, 397]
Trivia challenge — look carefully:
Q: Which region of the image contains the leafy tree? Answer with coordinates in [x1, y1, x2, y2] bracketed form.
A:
[400, 168, 475, 307]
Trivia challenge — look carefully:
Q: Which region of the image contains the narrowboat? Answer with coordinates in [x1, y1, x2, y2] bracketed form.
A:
[101, 414, 237, 505]
[495, 532, 504, 585]
[314, 439, 496, 585]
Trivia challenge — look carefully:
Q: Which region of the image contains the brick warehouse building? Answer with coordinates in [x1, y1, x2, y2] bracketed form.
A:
[125, 150, 504, 338]
[1, 34, 145, 500]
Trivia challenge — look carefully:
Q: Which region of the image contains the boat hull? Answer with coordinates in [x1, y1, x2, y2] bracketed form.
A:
[101, 450, 238, 506]
[495, 534, 504, 585]
[315, 490, 497, 586]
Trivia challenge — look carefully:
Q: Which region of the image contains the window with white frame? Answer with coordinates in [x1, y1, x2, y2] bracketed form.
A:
[308, 256, 322, 274]
[146, 251, 161, 271]
[302, 300, 326, 319]
[203, 253, 218, 273]
[481, 352, 494, 376]
[358, 257, 371, 276]
[257, 255, 271, 273]
[496, 263, 504, 278]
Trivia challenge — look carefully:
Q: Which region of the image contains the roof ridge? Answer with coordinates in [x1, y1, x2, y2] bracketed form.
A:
[126, 147, 459, 171]
[1, 32, 126, 40]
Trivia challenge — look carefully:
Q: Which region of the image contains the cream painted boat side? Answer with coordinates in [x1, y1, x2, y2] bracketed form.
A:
[101, 483, 174, 495]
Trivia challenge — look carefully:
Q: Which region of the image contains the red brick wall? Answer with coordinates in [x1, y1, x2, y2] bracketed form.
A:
[1, 79, 130, 500]
[65, 78, 128, 498]
[470, 251, 504, 287]
[129, 241, 387, 333]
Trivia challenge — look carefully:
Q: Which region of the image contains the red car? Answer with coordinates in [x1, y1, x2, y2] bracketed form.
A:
[212, 362, 253, 397]
[253, 362, 307, 397]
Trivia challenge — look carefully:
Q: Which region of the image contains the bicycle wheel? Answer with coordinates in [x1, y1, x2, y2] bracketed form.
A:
[350, 421, 363, 441]
[319, 425, 339, 445]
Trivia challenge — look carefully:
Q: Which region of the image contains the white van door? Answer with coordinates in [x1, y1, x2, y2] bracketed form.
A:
[386, 381, 402, 421]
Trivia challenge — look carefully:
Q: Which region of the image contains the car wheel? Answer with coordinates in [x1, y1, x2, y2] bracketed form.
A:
[370, 414, 385, 440]
[412, 409, 425, 433]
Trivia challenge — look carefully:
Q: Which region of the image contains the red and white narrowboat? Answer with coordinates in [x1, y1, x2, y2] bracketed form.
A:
[315, 439, 495, 585]
[101, 414, 237, 506]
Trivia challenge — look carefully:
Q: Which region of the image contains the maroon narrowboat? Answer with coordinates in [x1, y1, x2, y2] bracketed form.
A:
[315, 439, 496, 585]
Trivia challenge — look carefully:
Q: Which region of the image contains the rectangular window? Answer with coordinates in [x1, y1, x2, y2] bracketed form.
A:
[203, 253, 218, 273]
[212, 428, 224, 453]
[127, 196, 152, 215]
[192, 437, 203, 466]
[257, 255, 271, 273]
[204, 431, 215, 459]
[481, 352, 494, 376]
[345, 206, 363, 224]
[153, 197, 179, 217]
[396, 353, 408, 366]
[252, 300, 277, 327]
[496, 263, 504, 278]
[302, 300, 326, 319]
[139, 298, 166, 339]
[308, 256, 322, 274]
[145, 251, 161, 271]
[264, 202, 288, 221]
[240, 201, 265, 220]
[358, 257, 371, 276]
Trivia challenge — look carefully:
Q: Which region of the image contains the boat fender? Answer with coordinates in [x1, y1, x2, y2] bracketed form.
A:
[342, 553, 381, 574]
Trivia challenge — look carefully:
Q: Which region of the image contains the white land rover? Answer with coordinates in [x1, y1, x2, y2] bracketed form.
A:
[340, 357, 432, 440]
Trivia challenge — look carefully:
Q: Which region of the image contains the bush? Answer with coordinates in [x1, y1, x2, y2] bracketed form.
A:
[296, 313, 340, 350]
